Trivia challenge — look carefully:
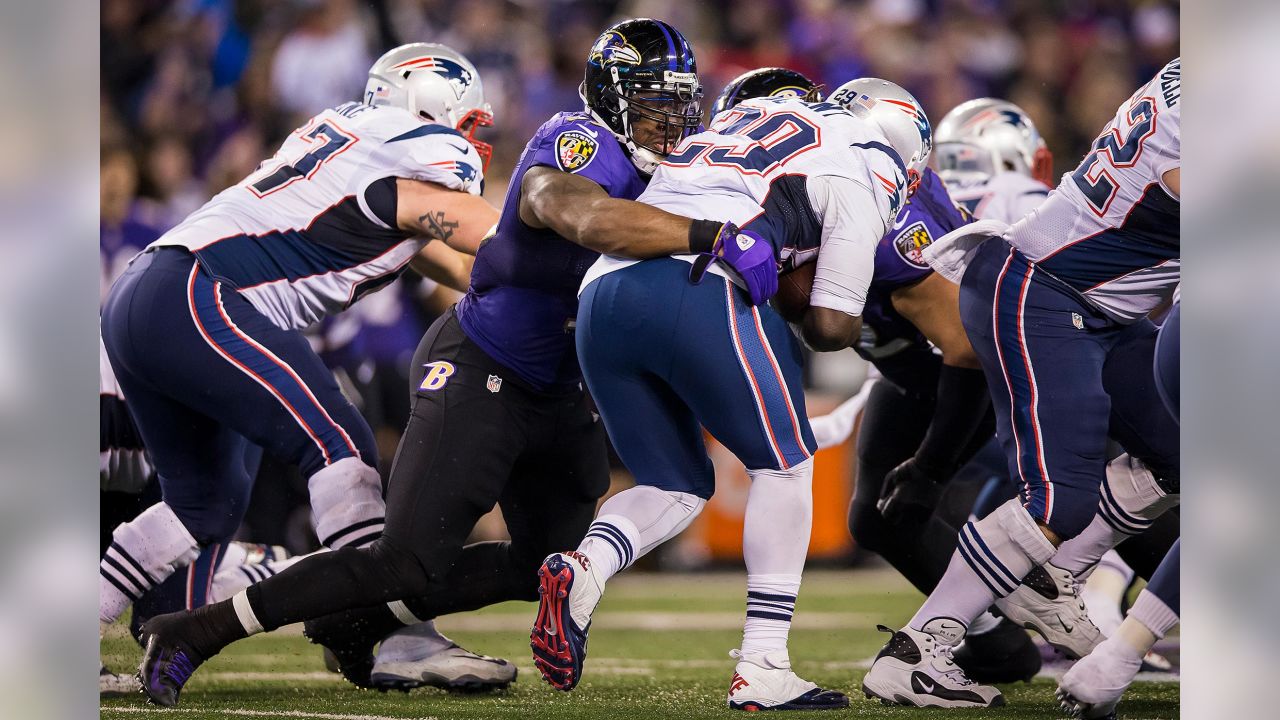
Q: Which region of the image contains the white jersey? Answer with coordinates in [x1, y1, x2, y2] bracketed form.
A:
[1005, 58, 1180, 323]
[150, 102, 484, 330]
[945, 171, 1050, 224]
[582, 96, 909, 316]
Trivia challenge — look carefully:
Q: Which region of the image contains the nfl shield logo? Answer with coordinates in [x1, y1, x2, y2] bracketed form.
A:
[487, 374, 503, 393]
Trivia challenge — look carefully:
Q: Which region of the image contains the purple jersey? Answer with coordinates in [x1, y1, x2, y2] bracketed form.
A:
[456, 112, 647, 391]
[856, 168, 972, 385]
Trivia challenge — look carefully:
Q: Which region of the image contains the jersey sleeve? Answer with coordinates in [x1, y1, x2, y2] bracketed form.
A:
[527, 120, 632, 196]
[387, 128, 485, 196]
[806, 174, 888, 317]
[356, 123, 485, 229]
[874, 205, 937, 289]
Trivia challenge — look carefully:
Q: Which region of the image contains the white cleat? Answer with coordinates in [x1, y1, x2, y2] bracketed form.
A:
[1056, 634, 1143, 719]
[861, 622, 1004, 709]
[371, 639, 517, 693]
[726, 649, 849, 711]
[996, 563, 1102, 659]
[99, 662, 141, 697]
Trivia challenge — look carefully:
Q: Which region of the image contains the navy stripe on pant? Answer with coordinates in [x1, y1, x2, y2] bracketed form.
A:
[577, 258, 815, 500]
[101, 248, 376, 543]
[960, 239, 1126, 539]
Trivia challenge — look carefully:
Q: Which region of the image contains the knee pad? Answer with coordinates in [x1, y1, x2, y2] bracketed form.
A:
[1100, 454, 1180, 535]
[100, 502, 200, 623]
[308, 457, 386, 549]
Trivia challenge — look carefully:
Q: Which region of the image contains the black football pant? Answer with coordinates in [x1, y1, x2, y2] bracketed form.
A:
[244, 310, 610, 631]
[848, 376, 996, 595]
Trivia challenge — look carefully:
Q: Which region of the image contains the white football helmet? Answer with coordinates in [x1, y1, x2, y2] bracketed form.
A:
[364, 43, 494, 168]
[829, 78, 932, 194]
[933, 98, 1053, 187]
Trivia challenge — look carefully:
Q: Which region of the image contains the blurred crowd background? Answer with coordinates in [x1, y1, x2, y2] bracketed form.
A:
[100, 0, 1180, 552]
[102, 0, 1180, 241]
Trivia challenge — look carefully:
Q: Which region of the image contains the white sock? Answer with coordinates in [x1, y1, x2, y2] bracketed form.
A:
[738, 459, 814, 656]
[910, 498, 1055, 634]
[99, 502, 200, 624]
[742, 574, 800, 656]
[308, 457, 386, 549]
[968, 611, 1002, 636]
[576, 486, 705, 584]
[209, 553, 309, 603]
[1128, 588, 1179, 640]
[1051, 513, 1133, 577]
[1052, 455, 1177, 576]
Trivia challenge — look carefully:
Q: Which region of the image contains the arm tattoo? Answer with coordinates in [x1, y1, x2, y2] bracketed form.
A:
[417, 211, 459, 242]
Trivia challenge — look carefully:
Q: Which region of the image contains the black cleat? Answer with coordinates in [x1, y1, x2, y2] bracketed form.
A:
[951, 618, 1042, 683]
[136, 614, 207, 707]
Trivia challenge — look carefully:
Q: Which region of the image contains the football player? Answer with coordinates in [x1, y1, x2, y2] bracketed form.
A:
[932, 98, 1054, 223]
[133, 19, 774, 707]
[863, 58, 1180, 708]
[1058, 297, 1180, 718]
[533, 78, 932, 711]
[713, 69, 1044, 685]
[102, 41, 503, 698]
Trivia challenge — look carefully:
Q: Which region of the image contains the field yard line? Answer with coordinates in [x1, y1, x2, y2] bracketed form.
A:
[436, 611, 880, 632]
[200, 657, 1178, 684]
[101, 707, 436, 720]
[204, 671, 342, 682]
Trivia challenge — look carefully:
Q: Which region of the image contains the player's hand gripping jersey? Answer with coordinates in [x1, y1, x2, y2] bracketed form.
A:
[150, 102, 485, 330]
[1004, 58, 1180, 323]
[586, 95, 909, 317]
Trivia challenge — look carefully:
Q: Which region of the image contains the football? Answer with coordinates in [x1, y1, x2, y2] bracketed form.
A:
[773, 262, 815, 323]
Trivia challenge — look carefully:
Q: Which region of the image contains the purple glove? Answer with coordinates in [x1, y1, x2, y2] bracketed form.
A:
[689, 223, 778, 306]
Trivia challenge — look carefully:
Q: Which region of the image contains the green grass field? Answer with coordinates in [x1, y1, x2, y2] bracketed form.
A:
[100, 567, 1178, 719]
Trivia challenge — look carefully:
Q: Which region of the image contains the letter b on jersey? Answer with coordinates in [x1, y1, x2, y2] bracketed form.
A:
[419, 361, 456, 391]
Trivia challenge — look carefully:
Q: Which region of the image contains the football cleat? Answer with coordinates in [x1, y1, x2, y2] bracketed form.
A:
[995, 563, 1102, 659]
[372, 641, 517, 693]
[950, 617, 1041, 683]
[1055, 633, 1143, 719]
[726, 649, 848, 712]
[861, 623, 1004, 709]
[136, 614, 207, 707]
[100, 662, 141, 697]
[530, 552, 602, 691]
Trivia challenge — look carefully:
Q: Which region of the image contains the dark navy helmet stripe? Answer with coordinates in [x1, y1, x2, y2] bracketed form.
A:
[655, 20, 677, 72]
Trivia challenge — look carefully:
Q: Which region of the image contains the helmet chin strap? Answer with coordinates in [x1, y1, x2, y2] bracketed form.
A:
[580, 75, 664, 176]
